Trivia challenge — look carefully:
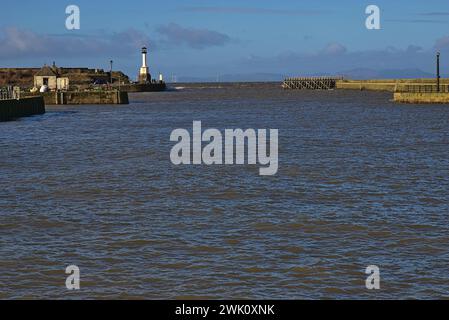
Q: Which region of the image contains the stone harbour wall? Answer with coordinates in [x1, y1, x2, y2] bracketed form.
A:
[23, 91, 129, 105]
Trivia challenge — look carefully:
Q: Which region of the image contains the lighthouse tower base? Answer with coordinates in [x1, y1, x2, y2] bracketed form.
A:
[139, 67, 151, 84]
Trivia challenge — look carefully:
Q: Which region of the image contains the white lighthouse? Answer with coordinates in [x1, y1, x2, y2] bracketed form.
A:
[138, 46, 151, 84]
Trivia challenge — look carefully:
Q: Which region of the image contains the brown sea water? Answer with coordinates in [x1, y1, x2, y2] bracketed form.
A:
[1, 83, 449, 299]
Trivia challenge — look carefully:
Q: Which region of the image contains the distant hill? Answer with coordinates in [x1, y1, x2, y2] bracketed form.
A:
[176, 73, 286, 83]
[220, 73, 286, 82]
[171, 69, 447, 83]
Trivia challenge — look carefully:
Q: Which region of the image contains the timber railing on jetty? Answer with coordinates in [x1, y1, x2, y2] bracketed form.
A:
[283, 77, 344, 90]
[0, 86, 20, 100]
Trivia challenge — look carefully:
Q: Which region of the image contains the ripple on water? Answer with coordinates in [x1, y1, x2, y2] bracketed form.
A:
[1, 86, 449, 299]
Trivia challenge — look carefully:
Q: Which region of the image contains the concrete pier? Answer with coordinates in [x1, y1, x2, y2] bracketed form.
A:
[394, 92, 449, 104]
[393, 84, 449, 104]
[336, 79, 449, 92]
[0, 96, 45, 121]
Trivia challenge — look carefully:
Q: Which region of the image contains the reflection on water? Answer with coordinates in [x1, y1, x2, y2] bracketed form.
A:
[1, 83, 449, 299]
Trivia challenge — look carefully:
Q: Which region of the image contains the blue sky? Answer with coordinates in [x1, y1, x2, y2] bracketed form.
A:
[1, 0, 449, 80]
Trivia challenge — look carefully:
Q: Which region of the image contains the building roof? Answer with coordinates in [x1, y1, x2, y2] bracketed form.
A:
[35, 65, 58, 77]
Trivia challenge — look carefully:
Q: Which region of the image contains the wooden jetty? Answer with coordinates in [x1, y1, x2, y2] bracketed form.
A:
[283, 77, 343, 90]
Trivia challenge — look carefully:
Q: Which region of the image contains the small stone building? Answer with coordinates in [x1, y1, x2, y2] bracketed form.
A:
[34, 65, 69, 91]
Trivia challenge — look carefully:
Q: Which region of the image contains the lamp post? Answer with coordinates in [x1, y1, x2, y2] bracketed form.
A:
[437, 52, 440, 92]
[110, 60, 113, 85]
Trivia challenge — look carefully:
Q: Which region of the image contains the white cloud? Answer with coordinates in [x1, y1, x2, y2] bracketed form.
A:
[0, 27, 152, 59]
